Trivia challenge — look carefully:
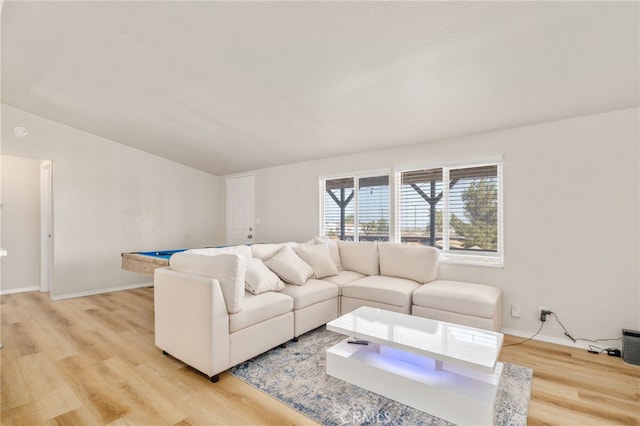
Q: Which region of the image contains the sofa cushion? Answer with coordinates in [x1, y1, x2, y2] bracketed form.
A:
[229, 291, 294, 333]
[295, 243, 338, 279]
[314, 236, 344, 271]
[337, 241, 379, 276]
[169, 252, 246, 314]
[264, 245, 314, 285]
[320, 270, 366, 295]
[321, 270, 366, 286]
[251, 243, 285, 261]
[245, 257, 285, 294]
[342, 275, 420, 308]
[378, 243, 439, 284]
[280, 279, 339, 310]
[187, 245, 252, 258]
[412, 280, 501, 319]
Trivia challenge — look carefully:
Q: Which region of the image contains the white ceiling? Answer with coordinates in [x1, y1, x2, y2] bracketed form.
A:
[2, 1, 638, 175]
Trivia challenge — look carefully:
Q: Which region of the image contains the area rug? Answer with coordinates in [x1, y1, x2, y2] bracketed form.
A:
[230, 327, 532, 425]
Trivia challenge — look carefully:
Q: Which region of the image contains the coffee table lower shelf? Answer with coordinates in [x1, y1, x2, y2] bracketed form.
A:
[326, 338, 503, 426]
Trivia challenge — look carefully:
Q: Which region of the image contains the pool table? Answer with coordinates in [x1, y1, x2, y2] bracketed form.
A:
[121, 249, 187, 275]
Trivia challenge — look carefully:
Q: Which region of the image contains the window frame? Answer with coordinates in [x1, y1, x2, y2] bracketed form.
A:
[318, 158, 503, 267]
[319, 169, 392, 242]
[394, 157, 503, 267]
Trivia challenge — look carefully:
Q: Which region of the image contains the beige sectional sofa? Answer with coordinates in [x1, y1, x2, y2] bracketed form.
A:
[154, 239, 502, 382]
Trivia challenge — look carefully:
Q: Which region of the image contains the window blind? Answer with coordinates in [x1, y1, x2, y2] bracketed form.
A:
[448, 165, 498, 252]
[357, 175, 390, 242]
[398, 163, 501, 262]
[399, 168, 443, 246]
[323, 177, 355, 241]
[320, 160, 502, 265]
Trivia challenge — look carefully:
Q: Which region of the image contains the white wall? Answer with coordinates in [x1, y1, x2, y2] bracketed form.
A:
[1, 104, 220, 299]
[2, 101, 637, 345]
[1, 155, 41, 293]
[236, 108, 640, 345]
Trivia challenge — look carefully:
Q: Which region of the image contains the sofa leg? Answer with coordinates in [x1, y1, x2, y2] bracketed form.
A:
[292, 336, 299, 342]
[162, 350, 168, 356]
[210, 374, 219, 383]
[279, 343, 287, 348]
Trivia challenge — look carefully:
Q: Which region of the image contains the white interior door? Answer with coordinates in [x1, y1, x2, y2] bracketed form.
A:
[226, 174, 255, 245]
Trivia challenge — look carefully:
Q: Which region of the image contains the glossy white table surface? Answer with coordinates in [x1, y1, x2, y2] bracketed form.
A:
[326, 306, 503, 374]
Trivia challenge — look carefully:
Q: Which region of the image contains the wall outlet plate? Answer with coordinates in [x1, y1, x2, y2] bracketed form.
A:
[511, 304, 521, 318]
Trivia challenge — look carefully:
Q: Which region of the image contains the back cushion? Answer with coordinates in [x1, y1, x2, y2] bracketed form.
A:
[314, 236, 344, 271]
[169, 252, 247, 314]
[337, 241, 379, 276]
[187, 245, 252, 258]
[251, 243, 285, 260]
[377, 243, 439, 284]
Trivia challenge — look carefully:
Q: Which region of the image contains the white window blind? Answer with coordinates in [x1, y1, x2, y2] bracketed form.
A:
[320, 160, 502, 266]
[322, 177, 355, 241]
[357, 175, 390, 242]
[321, 173, 390, 242]
[399, 168, 443, 247]
[398, 162, 502, 265]
[448, 165, 499, 253]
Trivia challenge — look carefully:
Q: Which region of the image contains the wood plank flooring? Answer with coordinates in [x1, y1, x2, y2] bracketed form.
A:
[1, 288, 638, 425]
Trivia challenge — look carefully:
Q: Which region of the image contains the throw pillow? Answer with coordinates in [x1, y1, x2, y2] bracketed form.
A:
[295, 243, 338, 279]
[245, 257, 285, 294]
[264, 245, 313, 285]
[314, 236, 344, 271]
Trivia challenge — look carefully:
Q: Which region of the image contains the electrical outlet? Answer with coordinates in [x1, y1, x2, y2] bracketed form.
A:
[510, 304, 521, 318]
[539, 306, 552, 322]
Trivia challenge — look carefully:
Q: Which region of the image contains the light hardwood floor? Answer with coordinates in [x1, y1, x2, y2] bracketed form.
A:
[1, 288, 638, 425]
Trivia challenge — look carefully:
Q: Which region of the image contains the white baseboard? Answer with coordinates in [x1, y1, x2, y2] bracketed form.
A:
[0, 286, 40, 295]
[51, 282, 153, 301]
[501, 327, 622, 351]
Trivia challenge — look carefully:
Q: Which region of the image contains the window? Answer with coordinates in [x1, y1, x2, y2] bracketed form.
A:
[319, 159, 503, 266]
[397, 162, 502, 265]
[322, 177, 355, 241]
[399, 168, 443, 247]
[357, 175, 390, 242]
[320, 173, 390, 242]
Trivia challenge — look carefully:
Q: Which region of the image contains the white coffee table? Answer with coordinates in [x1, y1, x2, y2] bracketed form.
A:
[326, 307, 504, 426]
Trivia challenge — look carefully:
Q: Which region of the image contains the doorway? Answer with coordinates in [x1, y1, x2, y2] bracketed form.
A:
[0, 155, 53, 295]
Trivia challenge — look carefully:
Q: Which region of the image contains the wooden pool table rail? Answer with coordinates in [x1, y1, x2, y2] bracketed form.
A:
[122, 246, 235, 275]
[121, 252, 173, 275]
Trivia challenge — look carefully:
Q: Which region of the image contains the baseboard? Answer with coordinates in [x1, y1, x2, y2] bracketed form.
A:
[501, 327, 621, 351]
[0, 286, 40, 295]
[51, 282, 153, 301]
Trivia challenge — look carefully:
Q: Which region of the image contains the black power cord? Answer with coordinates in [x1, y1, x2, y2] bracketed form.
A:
[548, 311, 622, 347]
[503, 321, 545, 347]
[549, 312, 578, 343]
[504, 310, 622, 353]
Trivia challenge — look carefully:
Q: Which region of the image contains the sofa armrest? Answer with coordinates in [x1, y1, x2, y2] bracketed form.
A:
[154, 267, 230, 377]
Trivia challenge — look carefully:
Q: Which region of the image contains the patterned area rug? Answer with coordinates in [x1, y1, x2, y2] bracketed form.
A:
[230, 327, 532, 425]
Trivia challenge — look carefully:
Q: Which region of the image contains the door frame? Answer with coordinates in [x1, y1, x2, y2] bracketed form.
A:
[40, 160, 53, 293]
[225, 173, 255, 245]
